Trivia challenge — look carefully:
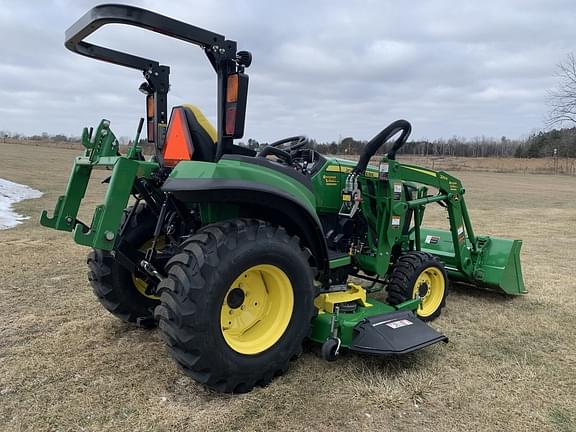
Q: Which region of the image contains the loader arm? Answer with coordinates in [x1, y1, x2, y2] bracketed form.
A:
[353, 157, 525, 295]
[398, 163, 525, 294]
[397, 163, 476, 277]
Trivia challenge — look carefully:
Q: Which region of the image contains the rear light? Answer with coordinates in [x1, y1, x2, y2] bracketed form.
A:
[146, 95, 155, 118]
[146, 95, 155, 143]
[224, 73, 249, 138]
[226, 74, 239, 103]
[162, 107, 194, 167]
[147, 121, 155, 143]
[225, 106, 237, 135]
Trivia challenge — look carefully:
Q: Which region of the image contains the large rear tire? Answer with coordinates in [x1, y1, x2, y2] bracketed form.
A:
[386, 251, 448, 321]
[155, 219, 315, 393]
[87, 205, 160, 327]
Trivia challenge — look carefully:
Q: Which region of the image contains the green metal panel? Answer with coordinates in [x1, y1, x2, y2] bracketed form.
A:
[311, 160, 343, 212]
[169, 159, 318, 220]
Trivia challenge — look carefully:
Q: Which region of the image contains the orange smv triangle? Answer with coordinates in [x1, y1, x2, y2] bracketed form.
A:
[163, 107, 194, 166]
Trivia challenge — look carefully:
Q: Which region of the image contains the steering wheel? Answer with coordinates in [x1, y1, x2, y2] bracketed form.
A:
[353, 120, 411, 174]
[268, 135, 309, 152]
[257, 145, 293, 164]
[257, 135, 308, 164]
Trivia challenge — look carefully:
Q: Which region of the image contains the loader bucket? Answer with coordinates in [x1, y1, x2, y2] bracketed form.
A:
[473, 236, 526, 295]
[419, 228, 526, 295]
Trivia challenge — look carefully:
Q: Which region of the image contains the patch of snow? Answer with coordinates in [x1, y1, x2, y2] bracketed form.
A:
[0, 178, 43, 230]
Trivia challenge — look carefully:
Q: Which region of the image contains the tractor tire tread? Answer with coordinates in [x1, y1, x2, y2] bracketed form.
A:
[155, 218, 315, 393]
[386, 251, 447, 321]
[87, 204, 159, 327]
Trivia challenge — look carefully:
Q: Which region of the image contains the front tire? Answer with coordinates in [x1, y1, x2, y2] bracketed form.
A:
[155, 219, 315, 393]
[386, 251, 448, 321]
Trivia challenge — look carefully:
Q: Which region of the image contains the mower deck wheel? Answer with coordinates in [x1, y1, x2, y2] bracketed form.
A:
[321, 337, 340, 362]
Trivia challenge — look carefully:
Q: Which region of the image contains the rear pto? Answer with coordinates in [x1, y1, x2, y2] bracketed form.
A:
[41, 5, 526, 393]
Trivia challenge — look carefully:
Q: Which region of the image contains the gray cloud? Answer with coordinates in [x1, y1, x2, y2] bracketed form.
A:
[0, 0, 574, 142]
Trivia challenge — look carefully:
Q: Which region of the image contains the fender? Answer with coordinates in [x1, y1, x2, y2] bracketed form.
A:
[162, 177, 329, 276]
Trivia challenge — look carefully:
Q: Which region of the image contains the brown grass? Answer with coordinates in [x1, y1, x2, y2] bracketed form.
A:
[401, 155, 576, 176]
[339, 154, 576, 176]
[0, 142, 575, 431]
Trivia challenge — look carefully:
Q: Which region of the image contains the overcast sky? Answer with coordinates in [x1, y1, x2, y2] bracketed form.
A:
[1, 0, 575, 143]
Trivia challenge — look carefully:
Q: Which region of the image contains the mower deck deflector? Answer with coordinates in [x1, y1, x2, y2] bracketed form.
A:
[350, 311, 448, 355]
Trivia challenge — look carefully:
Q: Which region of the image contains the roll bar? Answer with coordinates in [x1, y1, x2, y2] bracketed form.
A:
[65, 4, 235, 72]
[65, 4, 245, 161]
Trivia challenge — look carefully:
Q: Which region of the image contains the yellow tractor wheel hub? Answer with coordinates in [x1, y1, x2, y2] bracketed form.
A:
[220, 264, 294, 355]
[413, 266, 445, 318]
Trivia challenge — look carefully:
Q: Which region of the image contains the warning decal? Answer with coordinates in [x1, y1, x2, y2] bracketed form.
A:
[393, 183, 402, 199]
[425, 235, 440, 245]
[385, 319, 413, 329]
[457, 225, 465, 243]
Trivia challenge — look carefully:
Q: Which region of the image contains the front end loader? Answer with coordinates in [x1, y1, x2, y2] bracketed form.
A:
[41, 4, 525, 393]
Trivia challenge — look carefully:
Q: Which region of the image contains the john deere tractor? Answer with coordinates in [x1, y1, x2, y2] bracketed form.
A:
[41, 5, 526, 393]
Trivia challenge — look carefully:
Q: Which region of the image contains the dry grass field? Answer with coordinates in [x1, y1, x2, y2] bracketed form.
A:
[0, 141, 575, 432]
[337, 154, 576, 177]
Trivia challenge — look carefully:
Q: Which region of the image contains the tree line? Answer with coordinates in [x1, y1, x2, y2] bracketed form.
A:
[2, 127, 575, 158]
[241, 128, 576, 158]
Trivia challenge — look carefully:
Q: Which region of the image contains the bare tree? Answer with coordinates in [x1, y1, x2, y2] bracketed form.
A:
[547, 53, 576, 127]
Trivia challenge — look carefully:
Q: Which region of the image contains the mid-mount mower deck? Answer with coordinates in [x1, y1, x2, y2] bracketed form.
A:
[41, 4, 526, 393]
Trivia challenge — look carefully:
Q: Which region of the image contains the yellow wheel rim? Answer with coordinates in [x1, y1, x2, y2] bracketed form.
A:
[131, 237, 166, 300]
[220, 264, 294, 355]
[413, 266, 445, 318]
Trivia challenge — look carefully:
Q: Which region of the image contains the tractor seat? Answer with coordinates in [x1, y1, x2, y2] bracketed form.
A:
[162, 104, 217, 165]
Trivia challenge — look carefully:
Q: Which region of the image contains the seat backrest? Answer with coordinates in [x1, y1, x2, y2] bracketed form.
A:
[181, 104, 217, 162]
[162, 104, 217, 165]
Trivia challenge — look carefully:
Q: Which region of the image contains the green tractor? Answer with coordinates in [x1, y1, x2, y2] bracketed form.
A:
[41, 5, 526, 393]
